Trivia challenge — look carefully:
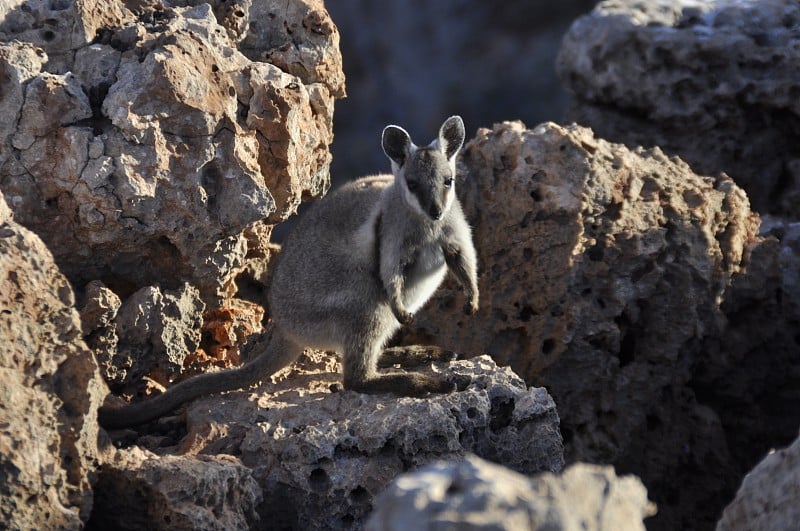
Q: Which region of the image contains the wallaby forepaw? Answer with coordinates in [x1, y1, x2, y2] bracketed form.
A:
[464, 300, 479, 316]
[395, 309, 414, 325]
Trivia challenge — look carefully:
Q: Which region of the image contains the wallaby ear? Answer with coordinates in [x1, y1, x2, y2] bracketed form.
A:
[438, 115, 465, 160]
[382, 125, 412, 166]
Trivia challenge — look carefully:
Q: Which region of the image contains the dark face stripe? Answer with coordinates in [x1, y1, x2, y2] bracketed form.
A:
[404, 148, 453, 220]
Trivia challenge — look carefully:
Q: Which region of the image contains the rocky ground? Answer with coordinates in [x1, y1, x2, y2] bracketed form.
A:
[1, 0, 799, 530]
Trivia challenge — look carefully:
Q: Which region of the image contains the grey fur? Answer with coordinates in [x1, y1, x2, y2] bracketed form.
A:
[98, 116, 479, 429]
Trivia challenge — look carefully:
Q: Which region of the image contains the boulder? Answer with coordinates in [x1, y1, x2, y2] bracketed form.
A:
[557, 0, 800, 217]
[0, 190, 105, 529]
[0, 0, 343, 302]
[88, 446, 261, 531]
[716, 432, 800, 531]
[112, 351, 564, 530]
[403, 120, 763, 529]
[367, 455, 655, 531]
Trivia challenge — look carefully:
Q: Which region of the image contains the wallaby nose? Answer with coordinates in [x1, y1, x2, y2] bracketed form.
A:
[430, 207, 443, 220]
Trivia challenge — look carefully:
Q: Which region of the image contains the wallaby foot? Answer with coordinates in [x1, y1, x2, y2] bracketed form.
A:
[378, 345, 458, 369]
[345, 371, 456, 396]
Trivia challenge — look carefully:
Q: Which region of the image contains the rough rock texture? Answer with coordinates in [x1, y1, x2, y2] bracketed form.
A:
[716, 431, 800, 531]
[120, 352, 562, 530]
[88, 445, 261, 531]
[558, 0, 800, 217]
[403, 121, 767, 530]
[0, 190, 105, 529]
[693, 218, 800, 526]
[108, 283, 205, 390]
[367, 455, 655, 531]
[0, 0, 343, 302]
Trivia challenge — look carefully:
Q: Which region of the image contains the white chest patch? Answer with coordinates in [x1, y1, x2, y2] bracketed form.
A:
[402, 246, 447, 313]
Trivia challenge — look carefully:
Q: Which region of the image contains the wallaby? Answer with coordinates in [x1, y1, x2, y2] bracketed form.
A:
[98, 115, 479, 429]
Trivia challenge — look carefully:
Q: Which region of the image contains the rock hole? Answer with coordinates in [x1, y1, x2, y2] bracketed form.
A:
[446, 479, 462, 495]
[349, 486, 369, 504]
[587, 244, 604, 261]
[530, 188, 542, 201]
[618, 329, 636, 368]
[489, 397, 515, 431]
[522, 247, 533, 260]
[541, 338, 555, 354]
[646, 414, 662, 432]
[466, 407, 478, 419]
[41, 30, 56, 42]
[309, 467, 330, 492]
[518, 305, 535, 322]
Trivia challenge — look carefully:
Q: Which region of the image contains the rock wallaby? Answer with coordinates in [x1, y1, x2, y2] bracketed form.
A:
[98, 116, 479, 429]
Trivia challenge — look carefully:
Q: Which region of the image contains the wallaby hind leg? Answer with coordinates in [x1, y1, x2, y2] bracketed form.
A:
[378, 345, 458, 369]
[343, 338, 455, 396]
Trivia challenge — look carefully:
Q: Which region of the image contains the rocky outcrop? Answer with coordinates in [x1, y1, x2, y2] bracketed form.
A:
[82, 282, 205, 391]
[0, 190, 106, 529]
[558, 0, 800, 217]
[88, 446, 261, 531]
[0, 0, 343, 302]
[716, 431, 800, 531]
[94, 352, 563, 530]
[403, 121, 768, 529]
[367, 455, 655, 531]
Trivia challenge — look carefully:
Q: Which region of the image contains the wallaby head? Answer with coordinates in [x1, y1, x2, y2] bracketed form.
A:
[382, 116, 466, 221]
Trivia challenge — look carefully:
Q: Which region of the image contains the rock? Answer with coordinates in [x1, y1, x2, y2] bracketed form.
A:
[0, 190, 105, 529]
[691, 218, 800, 528]
[716, 432, 800, 531]
[402, 121, 762, 530]
[557, 0, 800, 217]
[367, 455, 655, 531]
[88, 446, 261, 531]
[79, 280, 122, 383]
[107, 283, 205, 391]
[0, 1, 343, 302]
[167, 352, 563, 530]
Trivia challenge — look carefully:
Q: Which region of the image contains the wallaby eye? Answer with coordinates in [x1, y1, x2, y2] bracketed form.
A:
[444, 177, 454, 188]
[406, 181, 419, 193]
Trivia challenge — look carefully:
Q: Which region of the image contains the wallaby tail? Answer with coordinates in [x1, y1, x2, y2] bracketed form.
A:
[98, 328, 301, 429]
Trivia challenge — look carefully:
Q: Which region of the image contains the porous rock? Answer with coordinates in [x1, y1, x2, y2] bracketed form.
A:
[108, 283, 205, 390]
[0, 190, 105, 529]
[404, 121, 761, 529]
[716, 431, 800, 531]
[557, 0, 800, 217]
[171, 352, 563, 530]
[366, 455, 655, 531]
[79, 280, 122, 382]
[0, 0, 342, 302]
[89, 445, 261, 531]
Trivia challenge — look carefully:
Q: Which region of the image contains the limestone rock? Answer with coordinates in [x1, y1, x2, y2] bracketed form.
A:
[716, 432, 800, 531]
[89, 446, 261, 531]
[557, 0, 800, 217]
[0, 190, 105, 529]
[168, 353, 563, 530]
[0, 1, 342, 301]
[79, 280, 122, 383]
[109, 283, 205, 390]
[403, 121, 761, 529]
[367, 455, 655, 531]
